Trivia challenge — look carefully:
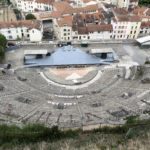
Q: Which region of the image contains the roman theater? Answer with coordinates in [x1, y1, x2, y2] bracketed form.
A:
[0, 45, 150, 129]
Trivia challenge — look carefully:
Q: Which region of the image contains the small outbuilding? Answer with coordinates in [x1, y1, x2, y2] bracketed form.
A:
[24, 49, 48, 61]
[89, 48, 118, 61]
[136, 36, 150, 46]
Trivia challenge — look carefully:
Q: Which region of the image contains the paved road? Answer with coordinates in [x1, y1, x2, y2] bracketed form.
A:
[123, 45, 148, 65]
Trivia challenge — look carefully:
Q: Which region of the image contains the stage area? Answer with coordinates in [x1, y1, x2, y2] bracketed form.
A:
[24, 46, 117, 67]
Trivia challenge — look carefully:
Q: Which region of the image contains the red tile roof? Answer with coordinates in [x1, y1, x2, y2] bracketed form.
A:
[141, 21, 150, 28]
[78, 24, 112, 34]
[57, 16, 73, 27]
[53, 2, 99, 15]
[132, 7, 148, 15]
[53, 1, 74, 14]
[0, 20, 41, 29]
[113, 8, 128, 16]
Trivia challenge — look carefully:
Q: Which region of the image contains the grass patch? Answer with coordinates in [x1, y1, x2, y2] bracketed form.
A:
[0, 118, 150, 148]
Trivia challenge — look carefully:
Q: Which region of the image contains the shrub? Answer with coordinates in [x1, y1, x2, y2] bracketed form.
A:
[25, 14, 36, 20]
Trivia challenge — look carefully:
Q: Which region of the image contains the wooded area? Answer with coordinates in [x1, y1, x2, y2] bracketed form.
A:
[139, 0, 150, 6]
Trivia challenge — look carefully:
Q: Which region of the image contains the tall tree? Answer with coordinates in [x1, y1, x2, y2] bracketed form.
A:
[0, 34, 7, 48]
[0, 46, 5, 62]
[139, 0, 150, 6]
[0, 34, 7, 62]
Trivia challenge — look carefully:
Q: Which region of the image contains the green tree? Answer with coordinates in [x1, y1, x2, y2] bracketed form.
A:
[0, 34, 7, 62]
[25, 14, 36, 20]
[0, 46, 5, 62]
[0, 34, 7, 48]
[139, 0, 150, 6]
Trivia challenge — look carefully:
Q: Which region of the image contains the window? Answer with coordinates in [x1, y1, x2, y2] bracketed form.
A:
[9, 35, 12, 39]
[8, 30, 11, 33]
[64, 33, 66, 36]
[32, 30, 34, 33]
[64, 29, 66, 31]
[140, 31, 143, 34]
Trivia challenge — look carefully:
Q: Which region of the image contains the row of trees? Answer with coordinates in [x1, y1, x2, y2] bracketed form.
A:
[0, 34, 7, 62]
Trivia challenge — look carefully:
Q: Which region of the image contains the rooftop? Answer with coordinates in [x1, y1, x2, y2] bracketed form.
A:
[136, 35, 150, 44]
[141, 21, 150, 28]
[0, 20, 41, 29]
[24, 50, 48, 55]
[77, 24, 113, 34]
[90, 48, 114, 54]
[57, 16, 73, 27]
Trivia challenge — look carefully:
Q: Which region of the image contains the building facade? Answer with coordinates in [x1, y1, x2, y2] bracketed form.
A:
[0, 20, 43, 42]
[12, 0, 53, 13]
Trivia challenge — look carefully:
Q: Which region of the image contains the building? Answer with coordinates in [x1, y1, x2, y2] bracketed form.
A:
[53, 1, 99, 16]
[53, 16, 73, 41]
[0, 20, 43, 42]
[53, 12, 113, 41]
[111, 8, 141, 39]
[111, 0, 138, 9]
[129, 0, 139, 8]
[139, 22, 150, 37]
[89, 48, 118, 61]
[136, 35, 150, 46]
[73, 24, 113, 41]
[12, 0, 53, 13]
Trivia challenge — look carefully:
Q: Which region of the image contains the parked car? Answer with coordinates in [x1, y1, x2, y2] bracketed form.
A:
[57, 41, 72, 47]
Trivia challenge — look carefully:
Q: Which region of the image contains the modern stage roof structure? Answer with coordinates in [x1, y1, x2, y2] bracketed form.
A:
[136, 36, 150, 46]
[24, 46, 117, 67]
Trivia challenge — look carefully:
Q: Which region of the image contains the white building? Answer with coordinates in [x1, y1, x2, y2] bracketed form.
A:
[53, 14, 112, 41]
[111, 0, 137, 9]
[111, 18, 141, 39]
[12, 0, 53, 13]
[0, 20, 43, 42]
[53, 16, 73, 41]
[117, 0, 130, 8]
[73, 24, 112, 41]
[129, 0, 139, 8]
[111, 8, 141, 39]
